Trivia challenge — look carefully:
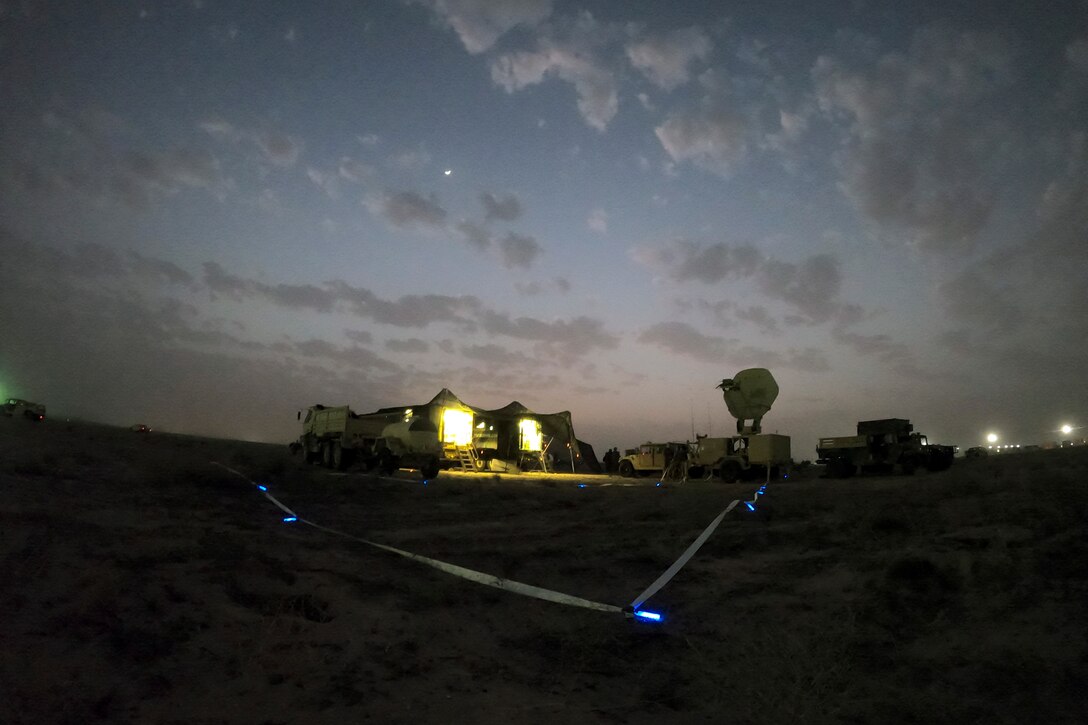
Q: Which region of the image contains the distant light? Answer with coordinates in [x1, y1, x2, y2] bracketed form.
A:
[257, 485, 268, 491]
[655, 481, 662, 487]
[1061, 424, 1073, 435]
[444, 169, 452, 176]
[282, 516, 297, 523]
[633, 610, 662, 622]
[986, 432, 998, 444]
[577, 483, 586, 488]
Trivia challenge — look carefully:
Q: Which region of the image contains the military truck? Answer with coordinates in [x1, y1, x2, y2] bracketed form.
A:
[617, 442, 689, 478]
[293, 404, 443, 478]
[687, 433, 792, 482]
[816, 418, 954, 478]
[2, 398, 45, 420]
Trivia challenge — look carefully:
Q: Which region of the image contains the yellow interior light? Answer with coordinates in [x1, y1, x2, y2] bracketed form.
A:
[519, 419, 543, 452]
[442, 407, 474, 446]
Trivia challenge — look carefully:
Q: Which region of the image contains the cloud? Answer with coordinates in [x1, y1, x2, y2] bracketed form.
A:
[758, 254, 842, 324]
[490, 12, 619, 131]
[635, 241, 843, 323]
[198, 117, 303, 169]
[454, 219, 493, 250]
[498, 232, 542, 268]
[480, 191, 523, 221]
[1066, 37, 1088, 72]
[344, 329, 373, 345]
[479, 310, 619, 355]
[366, 190, 448, 229]
[735, 305, 780, 335]
[587, 207, 607, 234]
[634, 239, 920, 367]
[655, 108, 748, 175]
[626, 26, 711, 90]
[638, 321, 828, 371]
[414, 0, 554, 54]
[633, 240, 761, 284]
[385, 337, 430, 353]
[812, 25, 1015, 251]
[255, 130, 302, 166]
[306, 167, 339, 198]
[10, 106, 227, 210]
[203, 262, 337, 311]
[338, 156, 372, 182]
[460, 343, 537, 366]
[515, 278, 570, 296]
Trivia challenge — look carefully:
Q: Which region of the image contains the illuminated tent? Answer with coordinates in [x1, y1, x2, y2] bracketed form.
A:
[354, 389, 600, 473]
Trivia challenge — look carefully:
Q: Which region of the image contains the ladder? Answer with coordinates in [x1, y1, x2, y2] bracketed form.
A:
[452, 444, 478, 472]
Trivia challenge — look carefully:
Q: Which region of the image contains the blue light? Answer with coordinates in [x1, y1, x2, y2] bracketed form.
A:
[655, 482, 662, 487]
[633, 610, 663, 622]
[282, 516, 297, 523]
[578, 483, 587, 488]
[257, 485, 268, 491]
[745, 502, 756, 511]
[423, 480, 429, 486]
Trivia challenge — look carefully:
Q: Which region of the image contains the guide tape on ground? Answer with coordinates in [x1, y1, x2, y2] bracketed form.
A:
[211, 461, 766, 619]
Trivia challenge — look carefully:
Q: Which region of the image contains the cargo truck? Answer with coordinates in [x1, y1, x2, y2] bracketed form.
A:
[292, 404, 443, 478]
[816, 418, 954, 478]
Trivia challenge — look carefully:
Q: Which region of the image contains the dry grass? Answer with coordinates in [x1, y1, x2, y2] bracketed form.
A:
[2, 417, 1087, 723]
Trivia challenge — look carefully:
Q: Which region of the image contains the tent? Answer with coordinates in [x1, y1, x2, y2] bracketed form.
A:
[355, 389, 600, 473]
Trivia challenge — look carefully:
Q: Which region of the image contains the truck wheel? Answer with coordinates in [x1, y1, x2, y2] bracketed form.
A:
[331, 442, 344, 470]
[421, 459, 440, 479]
[719, 461, 742, 483]
[322, 443, 334, 468]
[618, 460, 635, 478]
[900, 456, 917, 475]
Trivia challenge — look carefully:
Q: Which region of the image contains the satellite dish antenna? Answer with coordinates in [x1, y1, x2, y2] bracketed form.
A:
[717, 368, 779, 434]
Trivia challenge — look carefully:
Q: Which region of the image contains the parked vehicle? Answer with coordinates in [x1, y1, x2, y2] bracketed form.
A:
[2, 398, 45, 421]
[817, 418, 954, 477]
[291, 404, 443, 478]
[687, 433, 792, 482]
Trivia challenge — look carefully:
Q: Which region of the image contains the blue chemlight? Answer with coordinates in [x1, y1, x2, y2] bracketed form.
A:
[282, 516, 297, 523]
[257, 485, 268, 491]
[578, 483, 587, 488]
[745, 502, 756, 511]
[633, 610, 663, 622]
[655, 482, 662, 487]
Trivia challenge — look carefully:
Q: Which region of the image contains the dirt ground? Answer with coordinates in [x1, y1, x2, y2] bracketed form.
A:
[3, 418, 1087, 724]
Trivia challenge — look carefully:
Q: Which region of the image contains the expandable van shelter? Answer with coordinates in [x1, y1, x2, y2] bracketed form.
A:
[354, 388, 600, 473]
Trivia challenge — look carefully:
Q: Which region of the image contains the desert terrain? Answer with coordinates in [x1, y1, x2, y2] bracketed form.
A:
[2, 417, 1086, 724]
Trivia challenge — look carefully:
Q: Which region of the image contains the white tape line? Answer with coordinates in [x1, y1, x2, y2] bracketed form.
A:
[263, 493, 297, 517]
[302, 520, 622, 613]
[211, 462, 621, 614]
[629, 498, 740, 609]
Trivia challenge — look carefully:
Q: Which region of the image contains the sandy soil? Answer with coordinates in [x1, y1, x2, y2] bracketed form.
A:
[3, 418, 1087, 724]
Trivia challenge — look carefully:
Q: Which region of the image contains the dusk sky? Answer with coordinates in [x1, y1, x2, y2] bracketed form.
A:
[2, 0, 1086, 456]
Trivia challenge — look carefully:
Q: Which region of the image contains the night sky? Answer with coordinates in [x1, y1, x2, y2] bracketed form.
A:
[2, 0, 1086, 455]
